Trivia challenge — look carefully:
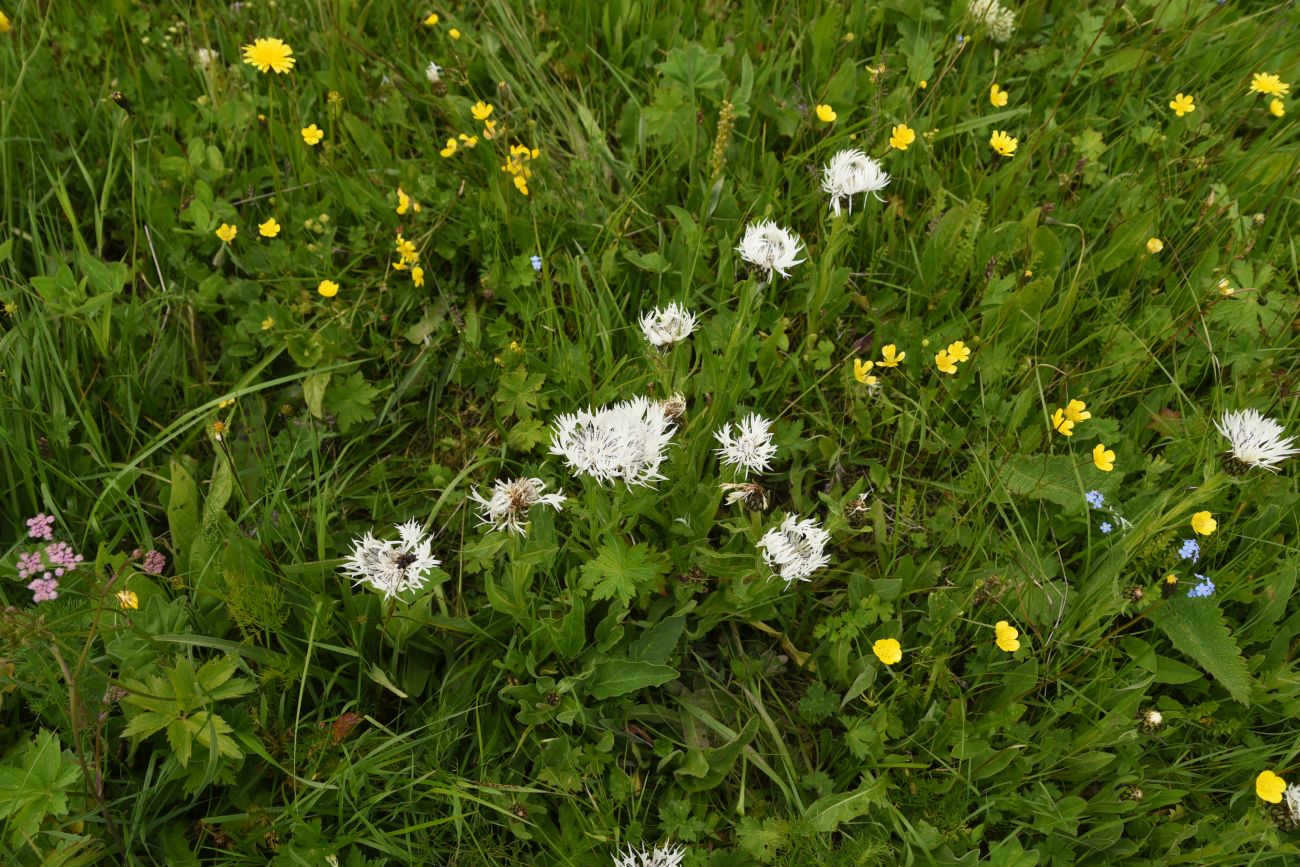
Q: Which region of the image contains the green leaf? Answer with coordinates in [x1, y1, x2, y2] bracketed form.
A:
[494, 368, 546, 420]
[675, 717, 758, 793]
[324, 371, 379, 433]
[303, 372, 330, 419]
[804, 775, 887, 833]
[168, 460, 200, 571]
[588, 660, 679, 699]
[1152, 597, 1253, 704]
[579, 540, 669, 605]
[0, 730, 81, 843]
[656, 44, 725, 96]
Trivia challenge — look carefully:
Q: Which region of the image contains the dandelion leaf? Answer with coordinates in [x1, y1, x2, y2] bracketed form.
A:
[1152, 596, 1252, 705]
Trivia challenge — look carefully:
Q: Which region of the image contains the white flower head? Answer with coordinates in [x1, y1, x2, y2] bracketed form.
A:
[550, 396, 677, 488]
[613, 843, 685, 867]
[821, 149, 890, 216]
[736, 220, 805, 280]
[468, 477, 565, 536]
[195, 47, 219, 68]
[640, 302, 699, 349]
[758, 514, 831, 586]
[1285, 783, 1300, 823]
[341, 520, 440, 600]
[425, 61, 442, 84]
[970, 0, 1016, 43]
[715, 413, 778, 477]
[1215, 409, 1299, 473]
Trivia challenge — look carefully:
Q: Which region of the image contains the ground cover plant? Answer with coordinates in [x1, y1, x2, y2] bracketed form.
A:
[1, 0, 1299, 863]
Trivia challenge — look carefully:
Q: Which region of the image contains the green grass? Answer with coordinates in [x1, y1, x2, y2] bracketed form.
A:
[2, 0, 1300, 863]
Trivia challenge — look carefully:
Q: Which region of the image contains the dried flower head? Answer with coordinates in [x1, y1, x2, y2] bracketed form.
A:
[656, 393, 687, 423]
[736, 220, 805, 280]
[468, 478, 565, 536]
[821, 149, 890, 216]
[720, 481, 770, 510]
[714, 414, 778, 478]
[1215, 409, 1299, 474]
[1139, 708, 1164, 734]
[640, 303, 699, 349]
[758, 514, 831, 586]
[549, 397, 677, 488]
[341, 520, 441, 600]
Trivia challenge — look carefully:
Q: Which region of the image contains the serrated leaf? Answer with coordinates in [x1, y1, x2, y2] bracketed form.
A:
[324, 371, 379, 433]
[1152, 597, 1252, 705]
[0, 730, 81, 843]
[579, 540, 669, 605]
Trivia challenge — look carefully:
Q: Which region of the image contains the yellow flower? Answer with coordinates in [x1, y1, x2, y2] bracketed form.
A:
[394, 235, 419, 266]
[1051, 408, 1075, 437]
[946, 340, 971, 363]
[423, 12, 439, 26]
[1146, 237, 1164, 254]
[458, 133, 479, 148]
[989, 130, 1018, 157]
[934, 349, 958, 375]
[990, 84, 1008, 107]
[1063, 399, 1091, 423]
[853, 358, 877, 386]
[471, 101, 494, 121]
[261, 316, 275, 330]
[483, 118, 498, 140]
[317, 279, 339, 298]
[241, 37, 295, 74]
[1092, 443, 1115, 472]
[889, 123, 916, 150]
[513, 174, 530, 196]
[1250, 73, 1289, 97]
[440, 137, 458, 157]
[879, 344, 905, 367]
[301, 123, 324, 146]
[412, 266, 425, 287]
[1191, 511, 1217, 536]
[1217, 278, 1235, 296]
[258, 218, 280, 238]
[872, 638, 902, 666]
[116, 590, 139, 610]
[994, 621, 1020, 652]
[216, 223, 237, 243]
[0, 11, 10, 33]
[449, 27, 461, 39]
[1269, 99, 1285, 118]
[1168, 93, 1195, 117]
[918, 80, 927, 89]
[1257, 770, 1287, 803]
[396, 187, 415, 215]
[815, 104, 837, 123]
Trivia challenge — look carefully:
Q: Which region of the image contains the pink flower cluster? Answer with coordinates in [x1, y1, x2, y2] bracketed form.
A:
[142, 550, 167, 575]
[28, 577, 59, 602]
[26, 513, 55, 540]
[16, 515, 84, 605]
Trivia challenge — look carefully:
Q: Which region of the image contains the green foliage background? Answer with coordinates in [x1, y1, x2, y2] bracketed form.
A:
[1, 0, 1299, 863]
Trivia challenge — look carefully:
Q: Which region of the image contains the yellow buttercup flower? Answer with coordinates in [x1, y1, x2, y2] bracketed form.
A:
[994, 620, 1020, 652]
[934, 350, 957, 375]
[241, 37, 295, 74]
[872, 638, 902, 666]
[116, 589, 139, 609]
[261, 316, 275, 330]
[889, 123, 916, 150]
[815, 104, 836, 123]
[423, 12, 439, 26]
[440, 137, 458, 157]
[0, 11, 10, 33]
[989, 129, 1017, 157]
[1257, 770, 1287, 803]
[1146, 237, 1164, 254]
[990, 84, 1008, 107]
[1250, 72, 1289, 97]
[317, 279, 339, 298]
[458, 133, 479, 148]
[258, 218, 280, 238]
[1191, 511, 1217, 536]
[1063, 399, 1090, 423]
[1092, 443, 1115, 472]
[946, 340, 971, 363]
[301, 124, 324, 146]
[1169, 93, 1195, 117]
[878, 344, 905, 367]
[1269, 99, 1285, 118]
[853, 358, 877, 386]
[471, 101, 494, 121]
[1051, 408, 1075, 437]
[216, 223, 237, 243]
[449, 27, 461, 39]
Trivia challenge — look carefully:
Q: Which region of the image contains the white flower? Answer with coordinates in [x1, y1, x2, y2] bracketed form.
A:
[425, 61, 442, 84]
[640, 302, 698, 348]
[195, 47, 219, 68]
[1285, 783, 1300, 823]
[736, 220, 805, 280]
[341, 520, 440, 600]
[758, 514, 831, 586]
[1215, 409, 1299, 472]
[468, 477, 565, 536]
[821, 149, 890, 216]
[550, 396, 676, 488]
[970, 0, 1016, 43]
[714, 413, 778, 477]
[613, 843, 685, 867]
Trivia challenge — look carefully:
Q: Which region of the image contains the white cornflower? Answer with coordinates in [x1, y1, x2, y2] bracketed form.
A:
[425, 61, 442, 84]
[714, 413, 778, 477]
[340, 520, 440, 600]
[1215, 409, 1299, 473]
[970, 0, 1016, 43]
[468, 477, 565, 536]
[720, 481, 769, 510]
[758, 514, 831, 586]
[549, 396, 677, 488]
[736, 220, 805, 280]
[1285, 783, 1300, 823]
[640, 302, 698, 349]
[821, 149, 890, 216]
[613, 843, 685, 867]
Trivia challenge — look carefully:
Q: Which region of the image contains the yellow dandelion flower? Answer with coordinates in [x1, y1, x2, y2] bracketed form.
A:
[815, 104, 836, 123]
[1169, 93, 1195, 117]
[301, 124, 324, 146]
[258, 218, 280, 238]
[241, 37, 295, 74]
[989, 130, 1018, 157]
[1250, 73, 1289, 97]
[216, 223, 237, 243]
[889, 123, 916, 150]
[990, 84, 1008, 107]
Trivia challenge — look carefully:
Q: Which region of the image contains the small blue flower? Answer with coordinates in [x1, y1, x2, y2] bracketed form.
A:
[530, 255, 543, 271]
[956, 34, 966, 44]
[1085, 490, 1105, 509]
[1178, 538, 1200, 563]
[1100, 522, 1113, 534]
[1187, 574, 1215, 598]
